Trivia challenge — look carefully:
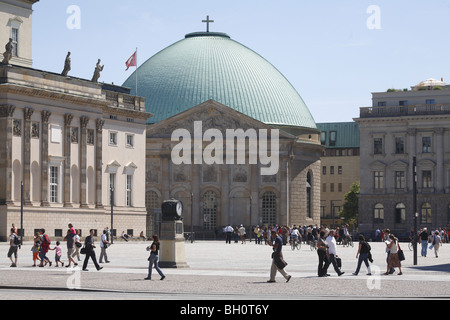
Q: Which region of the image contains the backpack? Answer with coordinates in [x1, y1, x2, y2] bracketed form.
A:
[13, 234, 21, 246]
[42, 234, 51, 246]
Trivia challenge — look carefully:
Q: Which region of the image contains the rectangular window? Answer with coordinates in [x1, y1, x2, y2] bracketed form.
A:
[49, 166, 59, 203]
[322, 166, 327, 175]
[374, 171, 384, 190]
[329, 131, 337, 146]
[338, 166, 342, 174]
[126, 134, 134, 148]
[374, 138, 383, 154]
[422, 171, 432, 188]
[378, 101, 386, 107]
[425, 99, 435, 105]
[11, 28, 18, 57]
[395, 171, 405, 189]
[422, 136, 432, 153]
[399, 100, 408, 106]
[109, 132, 118, 146]
[330, 166, 335, 175]
[395, 137, 405, 154]
[322, 183, 327, 192]
[126, 175, 132, 207]
[330, 183, 335, 192]
[338, 183, 342, 192]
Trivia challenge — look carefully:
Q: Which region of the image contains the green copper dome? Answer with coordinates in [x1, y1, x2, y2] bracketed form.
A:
[123, 32, 317, 130]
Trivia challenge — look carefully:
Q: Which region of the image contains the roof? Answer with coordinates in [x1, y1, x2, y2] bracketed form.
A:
[122, 31, 317, 130]
[316, 122, 360, 148]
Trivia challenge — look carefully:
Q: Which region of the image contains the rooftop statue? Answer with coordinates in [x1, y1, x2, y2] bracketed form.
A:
[1, 38, 13, 64]
[61, 51, 71, 76]
[91, 59, 104, 82]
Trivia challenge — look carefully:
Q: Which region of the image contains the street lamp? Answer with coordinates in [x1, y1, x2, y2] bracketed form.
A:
[110, 187, 114, 244]
[413, 156, 417, 266]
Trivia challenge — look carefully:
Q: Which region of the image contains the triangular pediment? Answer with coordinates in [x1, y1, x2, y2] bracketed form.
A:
[368, 160, 387, 169]
[147, 99, 295, 140]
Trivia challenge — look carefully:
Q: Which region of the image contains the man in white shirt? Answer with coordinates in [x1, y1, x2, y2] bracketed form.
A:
[326, 230, 344, 276]
[99, 229, 110, 263]
[225, 224, 233, 244]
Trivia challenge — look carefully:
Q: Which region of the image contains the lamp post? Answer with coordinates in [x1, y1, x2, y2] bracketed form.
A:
[110, 187, 114, 244]
[190, 192, 194, 243]
[413, 156, 418, 266]
[20, 181, 23, 245]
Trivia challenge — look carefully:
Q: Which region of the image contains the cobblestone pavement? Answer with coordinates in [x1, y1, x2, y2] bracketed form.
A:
[0, 239, 449, 300]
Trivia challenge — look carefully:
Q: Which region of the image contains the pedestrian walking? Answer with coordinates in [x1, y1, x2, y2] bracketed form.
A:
[38, 228, 52, 267]
[433, 231, 441, 258]
[64, 229, 78, 267]
[144, 235, 165, 281]
[317, 230, 330, 277]
[352, 235, 372, 276]
[224, 224, 233, 244]
[32, 232, 41, 267]
[82, 229, 102, 271]
[238, 225, 246, 244]
[72, 229, 82, 261]
[419, 228, 429, 257]
[50, 241, 64, 267]
[384, 234, 402, 275]
[267, 230, 291, 283]
[99, 229, 111, 263]
[325, 230, 344, 276]
[8, 228, 19, 267]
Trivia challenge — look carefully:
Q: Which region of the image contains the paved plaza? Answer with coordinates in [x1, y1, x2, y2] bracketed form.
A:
[0, 239, 450, 300]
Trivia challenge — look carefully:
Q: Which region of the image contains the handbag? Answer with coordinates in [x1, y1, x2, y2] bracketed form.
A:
[272, 251, 288, 269]
[80, 247, 87, 255]
[397, 243, 405, 261]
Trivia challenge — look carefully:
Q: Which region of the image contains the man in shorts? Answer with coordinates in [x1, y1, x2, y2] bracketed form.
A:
[8, 228, 19, 267]
[64, 229, 78, 267]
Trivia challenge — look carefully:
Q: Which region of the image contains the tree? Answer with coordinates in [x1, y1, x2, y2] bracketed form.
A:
[339, 182, 360, 226]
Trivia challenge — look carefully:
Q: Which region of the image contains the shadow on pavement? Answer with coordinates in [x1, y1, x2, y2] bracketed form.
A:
[409, 263, 450, 273]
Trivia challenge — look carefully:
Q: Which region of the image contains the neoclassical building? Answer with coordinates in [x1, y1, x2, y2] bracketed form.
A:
[355, 78, 450, 233]
[123, 31, 324, 236]
[0, 0, 149, 241]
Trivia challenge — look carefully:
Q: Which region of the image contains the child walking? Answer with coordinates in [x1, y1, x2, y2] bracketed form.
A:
[50, 241, 64, 267]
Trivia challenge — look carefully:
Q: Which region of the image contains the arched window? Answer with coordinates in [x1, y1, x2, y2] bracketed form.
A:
[374, 203, 384, 223]
[306, 172, 312, 218]
[203, 191, 218, 230]
[262, 191, 277, 226]
[395, 203, 406, 224]
[421, 202, 432, 224]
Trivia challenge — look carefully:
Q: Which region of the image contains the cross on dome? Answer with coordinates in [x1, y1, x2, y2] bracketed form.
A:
[202, 15, 214, 32]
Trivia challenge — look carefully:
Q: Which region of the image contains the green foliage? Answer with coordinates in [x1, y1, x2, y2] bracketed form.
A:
[339, 182, 360, 225]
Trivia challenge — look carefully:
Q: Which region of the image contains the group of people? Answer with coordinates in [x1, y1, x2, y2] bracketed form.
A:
[268, 226, 407, 282]
[6, 223, 165, 281]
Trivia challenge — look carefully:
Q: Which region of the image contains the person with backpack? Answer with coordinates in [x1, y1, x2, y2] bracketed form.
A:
[8, 228, 20, 267]
[352, 234, 372, 276]
[39, 228, 52, 267]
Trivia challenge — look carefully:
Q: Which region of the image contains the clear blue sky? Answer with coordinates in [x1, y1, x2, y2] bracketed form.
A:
[32, 0, 450, 123]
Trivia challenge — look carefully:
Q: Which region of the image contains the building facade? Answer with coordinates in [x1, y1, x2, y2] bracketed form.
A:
[317, 122, 360, 228]
[355, 78, 450, 233]
[0, 64, 149, 241]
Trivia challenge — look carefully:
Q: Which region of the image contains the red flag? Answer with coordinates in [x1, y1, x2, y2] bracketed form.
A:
[125, 51, 137, 71]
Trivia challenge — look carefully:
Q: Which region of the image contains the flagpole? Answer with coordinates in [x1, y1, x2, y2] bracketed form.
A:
[135, 47, 138, 97]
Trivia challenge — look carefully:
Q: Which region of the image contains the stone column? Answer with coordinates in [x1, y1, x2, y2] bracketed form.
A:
[40, 110, 51, 207]
[79, 116, 89, 208]
[435, 128, 444, 193]
[63, 114, 73, 207]
[407, 128, 417, 191]
[23, 107, 34, 206]
[95, 119, 105, 208]
[0, 105, 16, 205]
